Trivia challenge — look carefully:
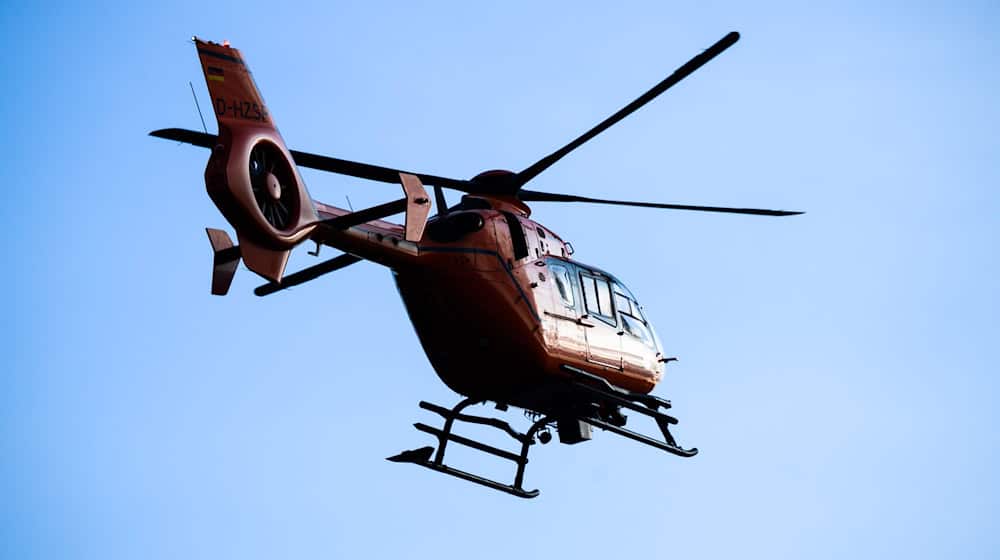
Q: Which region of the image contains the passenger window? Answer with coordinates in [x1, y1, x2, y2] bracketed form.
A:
[550, 265, 575, 308]
[581, 272, 615, 325]
[582, 275, 600, 315]
[596, 279, 613, 318]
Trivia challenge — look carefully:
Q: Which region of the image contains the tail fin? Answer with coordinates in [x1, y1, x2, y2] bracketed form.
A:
[192, 38, 316, 284]
[194, 38, 273, 130]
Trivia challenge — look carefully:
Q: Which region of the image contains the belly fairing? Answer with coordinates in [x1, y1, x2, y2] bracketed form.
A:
[393, 270, 547, 399]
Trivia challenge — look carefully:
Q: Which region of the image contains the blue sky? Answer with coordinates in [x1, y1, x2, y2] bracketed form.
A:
[3, 1, 998, 558]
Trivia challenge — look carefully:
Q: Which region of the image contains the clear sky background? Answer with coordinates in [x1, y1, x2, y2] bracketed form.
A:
[3, 1, 997, 559]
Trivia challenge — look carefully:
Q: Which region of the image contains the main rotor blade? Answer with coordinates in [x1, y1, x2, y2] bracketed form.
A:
[149, 128, 472, 190]
[433, 185, 449, 216]
[255, 253, 363, 296]
[518, 189, 803, 216]
[514, 32, 740, 188]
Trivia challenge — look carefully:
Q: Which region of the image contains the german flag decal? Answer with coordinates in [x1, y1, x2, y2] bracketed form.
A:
[206, 66, 225, 82]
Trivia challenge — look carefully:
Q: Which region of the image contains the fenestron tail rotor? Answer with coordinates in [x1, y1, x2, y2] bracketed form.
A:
[249, 142, 299, 230]
[152, 31, 803, 217]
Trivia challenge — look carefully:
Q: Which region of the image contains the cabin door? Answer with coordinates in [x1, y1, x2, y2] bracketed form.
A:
[578, 271, 623, 370]
[546, 262, 587, 361]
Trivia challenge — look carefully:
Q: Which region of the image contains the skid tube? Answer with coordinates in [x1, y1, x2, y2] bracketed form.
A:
[387, 397, 552, 499]
[562, 365, 698, 458]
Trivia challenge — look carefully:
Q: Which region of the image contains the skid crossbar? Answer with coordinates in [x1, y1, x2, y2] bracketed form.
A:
[413, 423, 525, 464]
[388, 397, 551, 499]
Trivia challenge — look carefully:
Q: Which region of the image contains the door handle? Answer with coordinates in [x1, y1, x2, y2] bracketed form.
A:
[543, 311, 595, 327]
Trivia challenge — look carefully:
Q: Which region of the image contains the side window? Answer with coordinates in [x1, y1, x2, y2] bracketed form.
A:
[580, 272, 616, 326]
[550, 265, 575, 308]
[581, 275, 600, 314]
[596, 279, 613, 319]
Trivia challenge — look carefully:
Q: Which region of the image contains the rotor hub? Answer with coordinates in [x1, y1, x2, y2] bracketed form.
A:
[265, 172, 282, 200]
[469, 169, 518, 195]
[248, 140, 300, 231]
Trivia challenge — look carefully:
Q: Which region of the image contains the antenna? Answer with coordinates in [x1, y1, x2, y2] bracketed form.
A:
[189, 81, 208, 134]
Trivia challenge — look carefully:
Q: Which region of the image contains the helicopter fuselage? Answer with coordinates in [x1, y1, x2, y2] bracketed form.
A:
[311, 194, 667, 408]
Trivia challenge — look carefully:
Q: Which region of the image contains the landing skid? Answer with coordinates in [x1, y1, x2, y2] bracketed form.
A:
[562, 365, 698, 458]
[388, 368, 697, 498]
[387, 398, 549, 499]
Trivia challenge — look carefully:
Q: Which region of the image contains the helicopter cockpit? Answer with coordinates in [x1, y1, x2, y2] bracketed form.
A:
[546, 257, 665, 361]
[612, 284, 662, 351]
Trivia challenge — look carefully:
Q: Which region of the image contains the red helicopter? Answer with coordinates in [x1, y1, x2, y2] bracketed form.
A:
[152, 31, 801, 498]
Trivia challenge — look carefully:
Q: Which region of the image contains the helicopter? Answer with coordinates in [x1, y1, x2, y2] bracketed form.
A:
[151, 31, 801, 499]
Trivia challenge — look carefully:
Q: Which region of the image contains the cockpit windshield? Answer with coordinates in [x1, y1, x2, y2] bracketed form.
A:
[613, 281, 663, 353]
